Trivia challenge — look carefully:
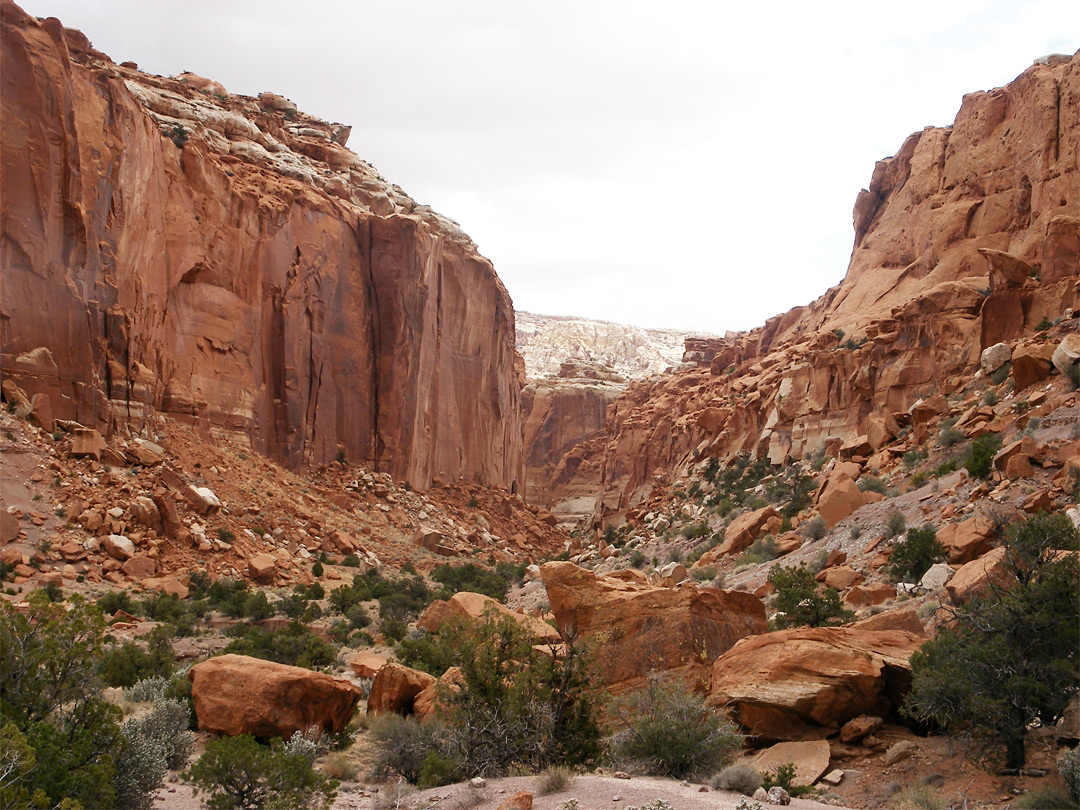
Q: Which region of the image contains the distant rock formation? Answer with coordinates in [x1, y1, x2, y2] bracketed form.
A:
[516, 311, 705, 379]
[540, 51, 1080, 527]
[0, 2, 523, 490]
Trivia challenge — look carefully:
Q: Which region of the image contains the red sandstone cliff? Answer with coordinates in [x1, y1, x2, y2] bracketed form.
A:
[0, 3, 523, 490]
[533, 51, 1079, 526]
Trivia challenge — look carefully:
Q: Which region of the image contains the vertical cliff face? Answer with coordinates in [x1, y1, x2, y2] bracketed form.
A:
[533, 51, 1079, 526]
[0, 3, 523, 490]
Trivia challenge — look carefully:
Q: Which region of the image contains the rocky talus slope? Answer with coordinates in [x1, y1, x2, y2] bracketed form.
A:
[538, 52, 1079, 526]
[0, 2, 522, 490]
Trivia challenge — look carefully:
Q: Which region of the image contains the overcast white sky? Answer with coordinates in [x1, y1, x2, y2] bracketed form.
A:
[16, 1, 1080, 332]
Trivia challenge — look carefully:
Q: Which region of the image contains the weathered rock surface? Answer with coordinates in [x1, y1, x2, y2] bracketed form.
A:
[751, 739, 832, 787]
[541, 561, 767, 692]
[531, 51, 1079, 528]
[188, 654, 362, 738]
[707, 627, 924, 741]
[0, 3, 522, 491]
[367, 661, 436, 716]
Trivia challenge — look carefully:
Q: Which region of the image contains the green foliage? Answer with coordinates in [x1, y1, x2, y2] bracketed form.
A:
[910, 470, 929, 488]
[803, 515, 826, 541]
[903, 513, 1080, 769]
[439, 613, 602, 776]
[188, 733, 336, 810]
[885, 509, 907, 539]
[965, 433, 1003, 479]
[760, 762, 814, 797]
[989, 362, 1012, 385]
[681, 521, 710, 540]
[430, 562, 511, 602]
[1035, 317, 1053, 332]
[340, 554, 361, 568]
[739, 535, 778, 566]
[115, 698, 193, 809]
[888, 525, 946, 583]
[769, 563, 853, 629]
[242, 591, 274, 621]
[1059, 746, 1079, 803]
[0, 593, 123, 809]
[101, 624, 176, 687]
[99, 590, 134, 616]
[983, 388, 999, 406]
[629, 549, 646, 569]
[368, 714, 454, 785]
[1013, 787, 1077, 809]
[537, 765, 576, 795]
[937, 425, 966, 449]
[311, 561, 324, 578]
[224, 621, 339, 670]
[903, 447, 928, 468]
[611, 677, 742, 779]
[166, 123, 188, 148]
[703, 457, 720, 483]
[858, 475, 889, 495]
[217, 528, 236, 543]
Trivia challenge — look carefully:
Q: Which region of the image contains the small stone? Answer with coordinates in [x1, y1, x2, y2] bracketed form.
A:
[470, 777, 486, 789]
[884, 739, 918, 766]
[614, 771, 630, 779]
[820, 769, 845, 785]
[768, 786, 791, 805]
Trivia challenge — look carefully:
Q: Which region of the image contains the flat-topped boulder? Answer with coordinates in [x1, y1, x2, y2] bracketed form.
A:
[541, 561, 766, 693]
[707, 627, 924, 741]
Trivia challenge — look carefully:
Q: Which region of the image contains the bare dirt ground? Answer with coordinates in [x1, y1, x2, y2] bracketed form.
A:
[153, 772, 855, 810]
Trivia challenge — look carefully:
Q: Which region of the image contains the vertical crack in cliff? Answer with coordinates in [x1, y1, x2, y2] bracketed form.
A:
[360, 217, 382, 470]
[1053, 76, 1061, 163]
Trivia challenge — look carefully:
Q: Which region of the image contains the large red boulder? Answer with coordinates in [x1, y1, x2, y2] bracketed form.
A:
[541, 561, 766, 693]
[707, 627, 924, 741]
[367, 662, 436, 716]
[189, 654, 362, 738]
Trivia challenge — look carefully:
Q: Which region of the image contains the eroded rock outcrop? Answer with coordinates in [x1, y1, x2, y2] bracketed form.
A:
[188, 653, 362, 738]
[538, 51, 1079, 528]
[0, 2, 522, 490]
[707, 627, 924, 742]
[541, 561, 767, 692]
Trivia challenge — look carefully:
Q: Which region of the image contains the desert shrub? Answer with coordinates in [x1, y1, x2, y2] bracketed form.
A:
[100, 590, 135, 616]
[224, 621, 338, 670]
[340, 554, 361, 568]
[188, 733, 337, 810]
[242, 591, 275, 621]
[681, 521, 710, 540]
[803, 515, 827, 541]
[711, 762, 762, 795]
[345, 604, 371, 630]
[124, 675, 170, 704]
[0, 593, 124, 809]
[989, 362, 1012, 385]
[965, 433, 1003, 479]
[704, 457, 720, 483]
[321, 752, 357, 781]
[691, 566, 718, 582]
[536, 765, 576, 795]
[115, 696, 194, 808]
[629, 549, 646, 568]
[769, 563, 853, 628]
[395, 631, 458, 677]
[1059, 747, 1079, 803]
[1014, 787, 1077, 809]
[440, 613, 602, 776]
[138, 591, 196, 636]
[891, 782, 944, 810]
[101, 624, 176, 687]
[740, 535, 778, 566]
[937, 425, 966, 449]
[903, 448, 928, 468]
[760, 762, 814, 797]
[885, 509, 907, 538]
[983, 388, 999, 405]
[368, 713, 454, 785]
[858, 475, 889, 495]
[903, 513, 1080, 769]
[910, 470, 929, 488]
[431, 562, 511, 602]
[888, 525, 946, 583]
[610, 677, 742, 779]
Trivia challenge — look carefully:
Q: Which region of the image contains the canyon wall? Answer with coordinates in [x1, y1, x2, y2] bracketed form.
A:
[535, 51, 1079, 526]
[0, 2, 523, 491]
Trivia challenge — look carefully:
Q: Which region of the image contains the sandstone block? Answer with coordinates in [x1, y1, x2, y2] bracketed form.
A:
[1052, 334, 1080, 378]
[121, 554, 156, 580]
[103, 534, 135, 561]
[247, 553, 277, 584]
[1, 511, 19, 543]
[189, 654, 361, 737]
[751, 739, 831, 787]
[817, 475, 865, 530]
[71, 428, 105, 460]
[946, 546, 1009, 603]
[708, 627, 924, 741]
[367, 662, 436, 716]
[348, 651, 388, 679]
[1012, 342, 1055, 391]
[839, 714, 883, 743]
[918, 562, 953, 591]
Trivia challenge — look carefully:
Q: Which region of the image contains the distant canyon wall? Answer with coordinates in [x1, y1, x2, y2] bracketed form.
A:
[533, 51, 1080, 526]
[0, 2, 523, 490]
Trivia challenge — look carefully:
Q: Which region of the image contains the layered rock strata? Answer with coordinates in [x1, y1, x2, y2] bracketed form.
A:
[542, 52, 1080, 526]
[0, 3, 523, 490]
